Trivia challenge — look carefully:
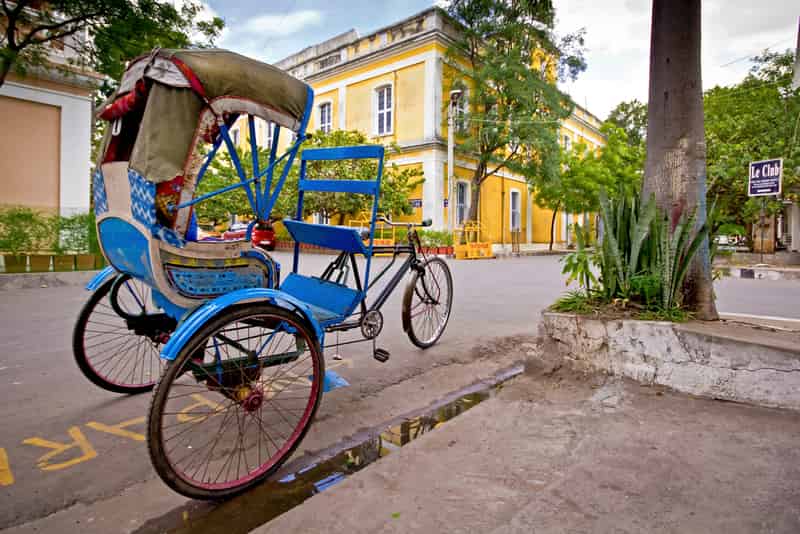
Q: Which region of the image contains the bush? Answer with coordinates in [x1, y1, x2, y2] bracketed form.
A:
[0, 207, 98, 255]
[55, 213, 93, 254]
[0, 206, 54, 255]
[417, 229, 453, 247]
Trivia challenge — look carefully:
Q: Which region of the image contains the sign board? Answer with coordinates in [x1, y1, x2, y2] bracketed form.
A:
[748, 158, 782, 197]
[443, 199, 449, 208]
[409, 198, 423, 208]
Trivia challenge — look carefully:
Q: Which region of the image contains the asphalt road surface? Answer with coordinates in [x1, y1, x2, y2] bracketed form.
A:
[0, 254, 798, 529]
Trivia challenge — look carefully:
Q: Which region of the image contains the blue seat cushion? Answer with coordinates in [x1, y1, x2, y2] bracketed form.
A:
[282, 220, 368, 255]
[280, 273, 361, 325]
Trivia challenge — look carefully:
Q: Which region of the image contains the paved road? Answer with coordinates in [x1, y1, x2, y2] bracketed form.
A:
[0, 254, 798, 529]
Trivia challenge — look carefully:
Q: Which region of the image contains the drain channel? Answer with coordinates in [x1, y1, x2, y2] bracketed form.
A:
[135, 363, 524, 534]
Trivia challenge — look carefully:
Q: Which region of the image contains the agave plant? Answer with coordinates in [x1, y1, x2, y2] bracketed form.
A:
[597, 190, 657, 300]
[649, 206, 712, 310]
[595, 189, 712, 314]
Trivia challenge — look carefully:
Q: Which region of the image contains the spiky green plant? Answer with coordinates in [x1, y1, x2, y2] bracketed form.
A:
[597, 190, 657, 300]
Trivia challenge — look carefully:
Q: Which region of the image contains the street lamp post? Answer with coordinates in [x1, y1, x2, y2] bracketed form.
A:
[447, 89, 462, 234]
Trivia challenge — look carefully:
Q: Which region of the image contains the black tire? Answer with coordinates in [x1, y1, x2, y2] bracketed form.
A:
[147, 303, 324, 500]
[72, 275, 165, 394]
[402, 257, 453, 349]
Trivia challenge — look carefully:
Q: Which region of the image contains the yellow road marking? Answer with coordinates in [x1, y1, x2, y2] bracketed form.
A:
[23, 427, 97, 471]
[86, 417, 146, 442]
[177, 394, 224, 423]
[0, 448, 13, 486]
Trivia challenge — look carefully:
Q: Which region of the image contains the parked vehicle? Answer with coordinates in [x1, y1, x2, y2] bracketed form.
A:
[222, 220, 276, 250]
[76, 47, 453, 502]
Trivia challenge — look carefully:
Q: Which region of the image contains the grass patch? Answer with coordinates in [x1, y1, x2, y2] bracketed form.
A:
[551, 291, 595, 314]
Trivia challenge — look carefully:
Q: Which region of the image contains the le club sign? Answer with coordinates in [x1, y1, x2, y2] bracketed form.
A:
[748, 158, 783, 197]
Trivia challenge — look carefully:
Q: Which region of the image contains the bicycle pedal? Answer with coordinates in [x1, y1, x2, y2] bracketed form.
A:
[373, 348, 390, 363]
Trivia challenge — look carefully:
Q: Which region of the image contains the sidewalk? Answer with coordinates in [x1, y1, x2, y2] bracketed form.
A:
[254, 364, 800, 533]
[715, 264, 800, 281]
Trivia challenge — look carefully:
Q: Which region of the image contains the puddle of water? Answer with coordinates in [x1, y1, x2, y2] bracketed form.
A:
[135, 390, 494, 534]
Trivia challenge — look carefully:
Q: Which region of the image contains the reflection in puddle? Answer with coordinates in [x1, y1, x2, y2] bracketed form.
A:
[136, 391, 490, 534]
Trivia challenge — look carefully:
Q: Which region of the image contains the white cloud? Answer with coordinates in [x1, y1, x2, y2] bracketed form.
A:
[555, 0, 798, 119]
[240, 10, 323, 37]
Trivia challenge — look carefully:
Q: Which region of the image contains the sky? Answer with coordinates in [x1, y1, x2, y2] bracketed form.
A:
[201, 0, 799, 119]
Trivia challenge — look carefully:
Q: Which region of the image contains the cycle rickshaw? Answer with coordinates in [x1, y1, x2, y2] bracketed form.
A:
[75, 48, 453, 499]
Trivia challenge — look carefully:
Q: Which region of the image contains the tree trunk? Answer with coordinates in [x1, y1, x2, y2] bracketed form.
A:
[643, 0, 718, 320]
[0, 51, 15, 88]
[548, 205, 559, 251]
[467, 162, 485, 223]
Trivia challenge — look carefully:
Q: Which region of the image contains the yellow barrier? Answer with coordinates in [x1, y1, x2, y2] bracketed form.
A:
[452, 221, 494, 260]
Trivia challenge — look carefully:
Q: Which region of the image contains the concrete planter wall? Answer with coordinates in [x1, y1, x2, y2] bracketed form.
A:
[540, 311, 800, 410]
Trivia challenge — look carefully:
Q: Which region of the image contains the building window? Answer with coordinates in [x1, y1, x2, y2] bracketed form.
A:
[317, 53, 341, 70]
[456, 181, 469, 226]
[510, 190, 521, 231]
[264, 121, 274, 147]
[230, 127, 240, 146]
[563, 135, 572, 151]
[257, 120, 274, 148]
[318, 102, 332, 133]
[375, 84, 393, 136]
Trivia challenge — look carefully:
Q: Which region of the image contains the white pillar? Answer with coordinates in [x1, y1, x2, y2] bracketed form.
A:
[526, 195, 533, 243]
[337, 86, 347, 130]
[422, 150, 446, 229]
[791, 203, 800, 252]
[423, 54, 442, 142]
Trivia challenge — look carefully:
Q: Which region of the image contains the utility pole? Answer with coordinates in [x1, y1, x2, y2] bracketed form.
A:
[447, 90, 462, 234]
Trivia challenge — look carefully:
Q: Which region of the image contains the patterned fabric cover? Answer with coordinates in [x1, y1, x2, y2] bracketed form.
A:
[93, 169, 108, 216]
[128, 169, 157, 227]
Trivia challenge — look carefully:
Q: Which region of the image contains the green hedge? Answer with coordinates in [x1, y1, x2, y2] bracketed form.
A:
[0, 206, 98, 255]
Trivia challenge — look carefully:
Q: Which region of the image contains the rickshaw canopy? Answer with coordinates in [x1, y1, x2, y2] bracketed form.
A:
[101, 48, 312, 184]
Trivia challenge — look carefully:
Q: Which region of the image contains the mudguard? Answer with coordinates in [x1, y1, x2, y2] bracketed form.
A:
[160, 288, 325, 361]
[85, 266, 117, 291]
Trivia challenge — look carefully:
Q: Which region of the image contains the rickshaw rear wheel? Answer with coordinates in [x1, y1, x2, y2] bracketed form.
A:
[147, 303, 324, 500]
[402, 257, 453, 349]
[72, 275, 165, 394]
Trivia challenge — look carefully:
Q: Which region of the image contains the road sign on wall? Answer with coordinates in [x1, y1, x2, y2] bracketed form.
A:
[748, 158, 783, 197]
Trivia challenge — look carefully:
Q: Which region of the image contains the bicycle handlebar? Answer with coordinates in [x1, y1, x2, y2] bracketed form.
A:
[377, 216, 432, 228]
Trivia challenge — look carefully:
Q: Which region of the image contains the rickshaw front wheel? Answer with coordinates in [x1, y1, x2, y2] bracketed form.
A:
[402, 257, 453, 349]
[147, 303, 324, 500]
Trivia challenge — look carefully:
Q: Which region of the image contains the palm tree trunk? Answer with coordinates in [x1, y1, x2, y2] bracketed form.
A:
[643, 0, 718, 320]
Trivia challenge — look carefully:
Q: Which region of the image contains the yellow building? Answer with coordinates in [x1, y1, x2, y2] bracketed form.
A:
[260, 8, 604, 249]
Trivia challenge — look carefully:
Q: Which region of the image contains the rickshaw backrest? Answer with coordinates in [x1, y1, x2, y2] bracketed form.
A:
[280, 144, 385, 318]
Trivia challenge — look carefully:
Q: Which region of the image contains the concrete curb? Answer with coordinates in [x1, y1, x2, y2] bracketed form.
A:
[538, 311, 800, 410]
[716, 265, 800, 281]
[0, 270, 98, 291]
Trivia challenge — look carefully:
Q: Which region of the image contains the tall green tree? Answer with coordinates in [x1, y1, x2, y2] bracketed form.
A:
[705, 50, 800, 231]
[444, 0, 586, 223]
[534, 140, 605, 250]
[643, 0, 717, 320]
[533, 123, 642, 250]
[606, 99, 648, 147]
[0, 0, 223, 92]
